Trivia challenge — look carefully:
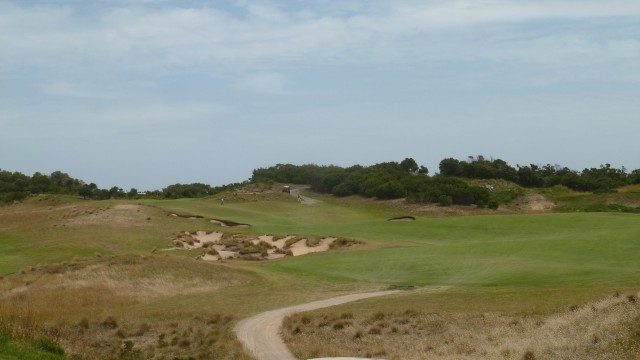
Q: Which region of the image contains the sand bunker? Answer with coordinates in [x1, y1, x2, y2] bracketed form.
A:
[210, 218, 250, 227]
[169, 213, 205, 219]
[289, 237, 336, 256]
[169, 232, 339, 261]
[388, 215, 416, 221]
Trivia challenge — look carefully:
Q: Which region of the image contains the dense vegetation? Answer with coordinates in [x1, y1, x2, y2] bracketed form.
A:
[2, 156, 639, 205]
[439, 155, 640, 191]
[0, 169, 245, 203]
[251, 156, 640, 206]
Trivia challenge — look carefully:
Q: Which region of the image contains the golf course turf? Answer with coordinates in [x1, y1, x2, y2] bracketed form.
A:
[1, 190, 639, 359]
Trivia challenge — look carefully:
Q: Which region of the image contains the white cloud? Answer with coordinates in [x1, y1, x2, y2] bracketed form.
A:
[233, 72, 289, 94]
[42, 81, 119, 99]
[1, 0, 639, 77]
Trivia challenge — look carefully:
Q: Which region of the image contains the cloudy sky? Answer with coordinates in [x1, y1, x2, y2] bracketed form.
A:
[2, 0, 639, 190]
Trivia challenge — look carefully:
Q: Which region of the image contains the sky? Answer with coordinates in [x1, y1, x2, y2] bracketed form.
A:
[1, 0, 639, 191]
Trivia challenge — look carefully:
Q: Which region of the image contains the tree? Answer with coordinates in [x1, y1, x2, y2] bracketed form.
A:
[78, 185, 94, 199]
[630, 169, 640, 184]
[127, 188, 138, 199]
[439, 158, 463, 176]
[27, 172, 53, 193]
[400, 158, 419, 173]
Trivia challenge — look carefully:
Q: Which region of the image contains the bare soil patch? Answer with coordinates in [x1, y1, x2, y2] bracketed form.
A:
[64, 204, 151, 227]
[511, 193, 556, 212]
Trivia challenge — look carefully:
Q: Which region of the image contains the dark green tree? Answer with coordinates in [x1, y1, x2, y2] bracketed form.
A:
[400, 158, 419, 173]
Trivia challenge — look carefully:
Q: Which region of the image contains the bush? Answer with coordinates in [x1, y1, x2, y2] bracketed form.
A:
[375, 181, 406, 199]
[438, 195, 453, 206]
[488, 200, 499, 210]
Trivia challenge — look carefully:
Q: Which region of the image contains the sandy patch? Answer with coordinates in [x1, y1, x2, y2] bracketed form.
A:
[171, 231, 222, 250]
[113, 204, 139, 210]
[64, 204, 148, 227]
[193, 231, 223, 243]
[168, 232, 340, 261]
[513, 193, 555, 212]
[271, 235, 294, 249]
[290, 237, 336, 256]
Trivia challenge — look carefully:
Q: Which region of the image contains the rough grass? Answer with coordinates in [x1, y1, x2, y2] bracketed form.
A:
[283, 292, 640, 360]
[0, 254, 254, 359]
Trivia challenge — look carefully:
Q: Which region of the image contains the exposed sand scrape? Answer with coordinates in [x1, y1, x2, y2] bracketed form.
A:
[193, 230, 223, 243]
[512, 193, 555, 212]
[64, 204, 150, 227]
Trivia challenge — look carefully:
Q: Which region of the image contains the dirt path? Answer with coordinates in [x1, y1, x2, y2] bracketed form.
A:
[290, 189, 318, 205]
[234, 291, 399, 360]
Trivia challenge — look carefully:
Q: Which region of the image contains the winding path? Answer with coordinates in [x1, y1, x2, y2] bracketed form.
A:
[234, 291, 399, 360]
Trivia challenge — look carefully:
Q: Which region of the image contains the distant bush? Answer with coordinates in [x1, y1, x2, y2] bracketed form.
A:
[488, 200, 499, 210]
[438, 195, 452, 206]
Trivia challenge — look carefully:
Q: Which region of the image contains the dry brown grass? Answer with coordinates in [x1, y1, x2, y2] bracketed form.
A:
[283, 292, 640, 360]
[0, 254, 253, 359]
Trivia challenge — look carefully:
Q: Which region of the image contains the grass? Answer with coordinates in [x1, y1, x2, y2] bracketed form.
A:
[0, 331, 66, 360]
[1, 190, 640, 358]
[283, 292, 640, 360]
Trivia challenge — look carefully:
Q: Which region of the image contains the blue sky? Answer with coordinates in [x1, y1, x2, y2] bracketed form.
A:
[1, 0, 639, 190]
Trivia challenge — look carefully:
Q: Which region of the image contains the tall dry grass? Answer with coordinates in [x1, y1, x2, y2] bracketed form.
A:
[283, 292, 640, 360]
[0, 254, 253, 359]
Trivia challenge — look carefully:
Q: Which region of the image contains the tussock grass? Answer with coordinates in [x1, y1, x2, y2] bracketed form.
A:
[283, 292, 640, 360]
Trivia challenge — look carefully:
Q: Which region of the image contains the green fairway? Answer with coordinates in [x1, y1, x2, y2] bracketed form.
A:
[258, 213, 640, 287]
[147, 196, 640, 301]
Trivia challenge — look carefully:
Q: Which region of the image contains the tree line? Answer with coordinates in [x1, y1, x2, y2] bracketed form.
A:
[2, 156, 639, 205]
[0, 169, 244, 203]
[251, 156, 640, 207]
[438, 155, 640, 192]
[251, 160, 493, 207]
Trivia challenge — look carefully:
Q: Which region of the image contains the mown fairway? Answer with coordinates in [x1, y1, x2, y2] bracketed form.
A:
[1, 191, 640, 359]
[148, 193, 640, 311]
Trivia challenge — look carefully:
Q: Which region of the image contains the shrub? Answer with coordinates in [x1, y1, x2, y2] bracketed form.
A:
[305, 237, 320, 247]
[375, 181, 406, 199]
[438, 195, 453, 206]
[329, 238, 363, 249]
